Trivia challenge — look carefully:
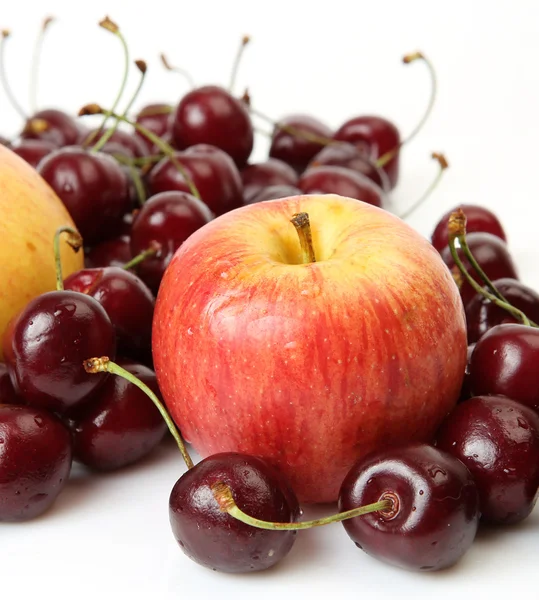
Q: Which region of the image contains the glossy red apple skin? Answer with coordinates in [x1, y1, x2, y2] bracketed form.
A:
[152, 194, 467, 503]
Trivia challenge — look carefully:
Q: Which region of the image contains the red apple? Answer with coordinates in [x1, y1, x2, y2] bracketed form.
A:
[152, 194, 467, 503]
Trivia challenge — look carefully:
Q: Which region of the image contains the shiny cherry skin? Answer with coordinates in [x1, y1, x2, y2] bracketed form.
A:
[459, 344, 475, 403]
[241, 158, 298, 204]
[269, 114, 333, 173]
[10, 139, 58, 168]
[0, 404, 72, 521]
[21, 109, 82, 147]
[247, 184, 303, 205]
[148, 144, 243, 216]
[38, 146, 131, 245]
[130, 191, 213, 293]
[299, 165, 384, 208]
[436, 395, 539, 524]
[169, 452, 300, 573]
[66, 359, 166, 471]
[465, 278, 539, 343]
[469, 323, 539, 412]
[135, 103, 172, 152]
[64, 267, 154, 362]
[172, 86, 253, 168]
[0, 362, 22, 405]
[333, 115, 400, 189]
[82, 128, 148, 159]
[440, 232, 518, 309]
[338, 443, 479, 572]
[2, 291, 117, 413]
[431, 204, 507, 253]
[85, 235, 132, 269]
[308, 142, 390, 191]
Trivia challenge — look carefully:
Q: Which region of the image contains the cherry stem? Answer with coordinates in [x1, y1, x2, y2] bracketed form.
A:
[91, 59, 147, 154]
[398, 152, 448, 220]
[159, 54, 195, 89]
[211, 482, 392, 530]
[291, 212, 316, 264]
[0, 30, 28, 119]
[128, 163, 147, 205]
[122, 241, 161, 270]
[448, 210, 536, 328]
[29, 16, 54, 113]
[53, 226, 83, 291]
[229, 35, 250, 93]
[376, 51, 437, 168]
[79, 103, 201, 201]
[83, 357, 194, 469]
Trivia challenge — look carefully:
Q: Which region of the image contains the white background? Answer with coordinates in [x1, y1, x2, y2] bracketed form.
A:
[1, 0, 538, 598]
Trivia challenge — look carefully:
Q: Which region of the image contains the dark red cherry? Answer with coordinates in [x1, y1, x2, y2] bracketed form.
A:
[135, 103, 173, 152]
[169, 452, 300, 573]
[469, 323, 539, 412]
[338, 443, 479, 572]
[308, 142, 390, 192]
[10, 139, 57, 168]
[172, 86, 253, 168]
[269, 114, 333, 173]
[440, 232, 518, 309]
[0, 404, 72, 521]
[38, 146, 131, 245]
[299, 165, 384, 208]
[333, 116, 399, 189]
[130, 191, 213, 293]
[21, 109, 82, 147]
[64, 267, 154, 362]
[83, 128, 148, 159]
[247, 184, 303, 204]
[85, 235, 132, 269]
[436, 395, 539, 524]
[66, 359, 166, 471]
[241, 159, 298, 204]
[466, 278, 539, 343]
[459, 344, 475, 403]
[2, 291, 117, 413]
[148, 144, 243, 216]
[0, 363, 22, 405]
[431, 204, 507, 253]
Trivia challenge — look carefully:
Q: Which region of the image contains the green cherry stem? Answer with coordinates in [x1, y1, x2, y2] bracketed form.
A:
[229, 35, 250, 93]
[160, 53, 196, 89]
[29, 16, 54, 113]
[376, 51, 437, 168]
[212, 482, 392, 530]
[122, 241, 161, 270]
[291, 212, 316, 264]
[397, 153, 448, 220]
[447, 210, 536, 328]
[53, 226, 83, 291]
[0, 30, 27, 119]
[83, 357, 194, 469]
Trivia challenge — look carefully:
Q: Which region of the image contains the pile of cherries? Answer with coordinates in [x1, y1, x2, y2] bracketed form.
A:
[1, 16, 538, 578]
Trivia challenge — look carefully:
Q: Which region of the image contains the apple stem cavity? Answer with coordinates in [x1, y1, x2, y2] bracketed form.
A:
[291, 212, 316, 264]
[160, 53, 196, 89]
[83, 356, 195, 469]
[29, 16, 54, 113]
[229, 34, 251, 93]
[53, 226, 83, 291]
[0, 29, 28, 119]
[122, 241, 162, 270]
[79, 103, 202, 201]
[448, 209, 537, 328]
[397, 152, 448, 220]
[211, 481, 392, 530]
[376, 51, 437, 168]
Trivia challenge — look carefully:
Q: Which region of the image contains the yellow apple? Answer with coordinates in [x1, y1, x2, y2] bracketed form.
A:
[0, 144, 83, 360]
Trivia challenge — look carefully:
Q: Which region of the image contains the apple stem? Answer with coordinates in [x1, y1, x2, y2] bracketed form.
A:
[376, 51, 437, 168]
[79, 103, 202, 201]
[90, 59, 147, 154]
[160, 53, 196, 89]
[211, 482, 392, 530]
[291, 212, 316, 264]
[0, 30, 28, 119]
[83, 357, 195, 469]
[229, 35, 251, 93]
[122, 241, 161, 270]
[447, 210, 537, 328]
[53, 226, 83, 291]
[29, 16, 54, 113]
[397, 153, 448, 220]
